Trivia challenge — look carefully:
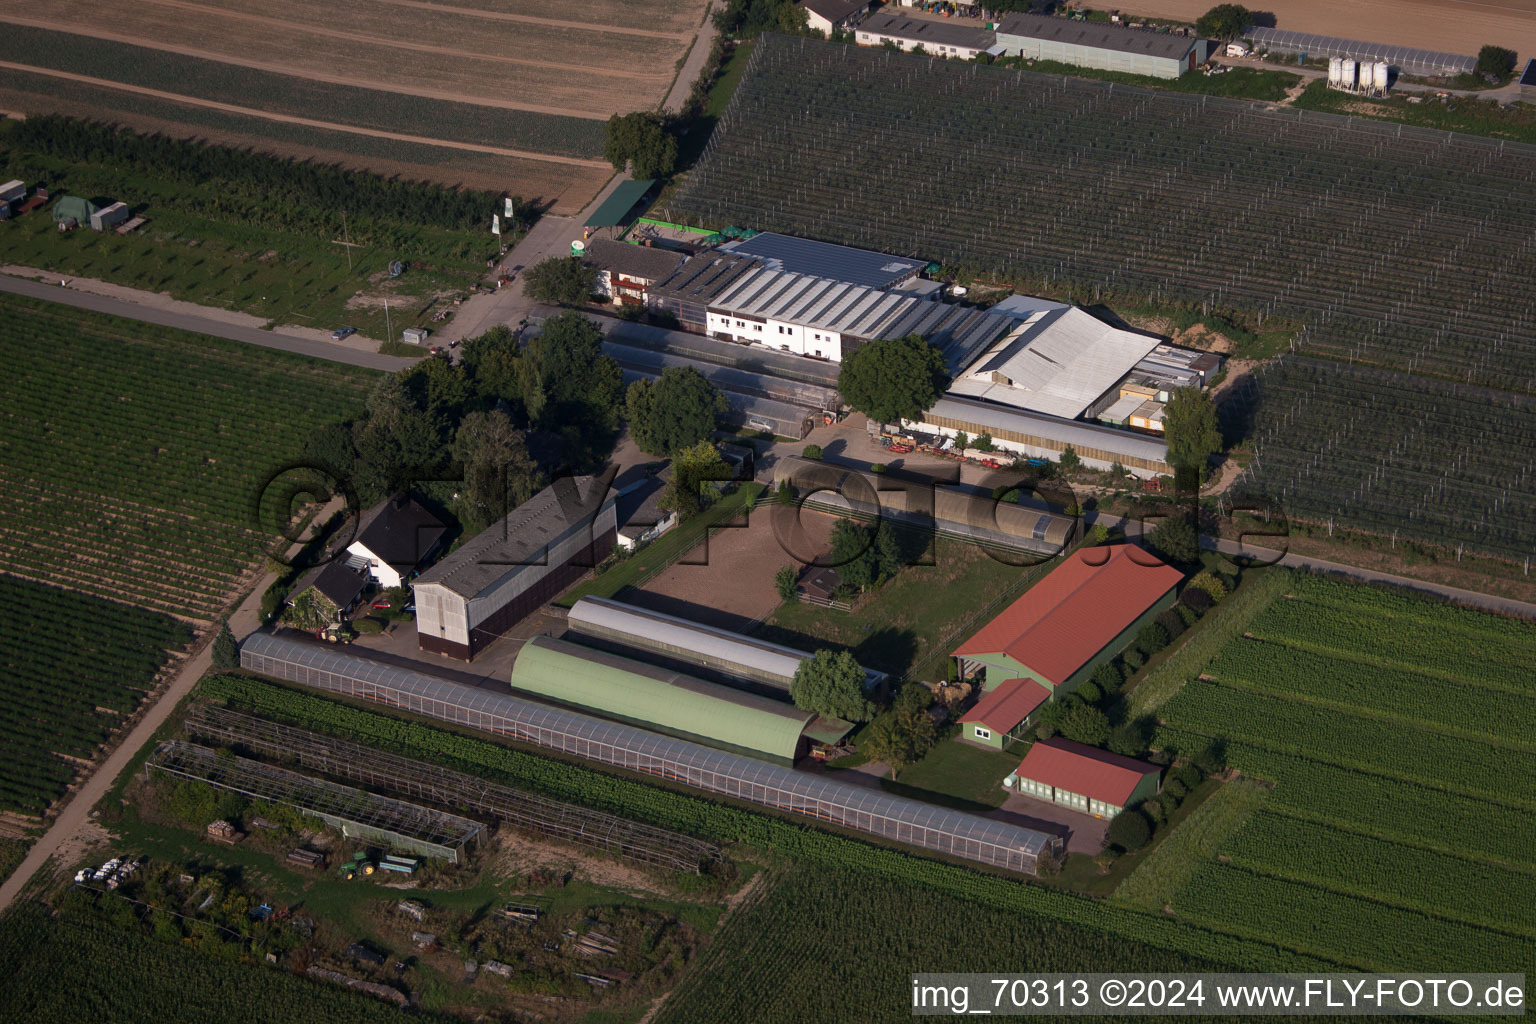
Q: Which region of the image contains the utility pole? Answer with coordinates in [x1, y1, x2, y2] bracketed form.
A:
[333, 210, 361, 270]
[384, 297, 392, 347]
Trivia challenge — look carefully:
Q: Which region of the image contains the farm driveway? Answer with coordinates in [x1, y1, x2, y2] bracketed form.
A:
[993, 792, 1105, 857]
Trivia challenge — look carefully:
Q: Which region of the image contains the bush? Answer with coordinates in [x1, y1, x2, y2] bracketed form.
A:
[1123, 649, 1145, 671]
[1141, 797, 1166, 825]
[1074, 681, 1103, 706]
[352, 617, 385, 634]
[774, 564, 799, 602]
[1147, 515, 1199, 564]
[1175, 603, 1199, 627]
[1187, 570, 1227, 602]
[1172, 762, 1202, 790]
[1155, 609, 1186, 640]
[258, 584, 286, 624]
[1107, 810, 1152, 852]
[1058, 445, 1081, 471]
[1107, 721, 1148, 757]
[1055, 702, 1110, 746]
[1135, 622, 1170, 656]
[1164, 778, 1188, 803]
[870, 462, 887, 474]
[1192, 739, 1228, 776]
[802, 444, 823, 460]
[1091, 660, 1123, 693]
[895, 682, 933, 715]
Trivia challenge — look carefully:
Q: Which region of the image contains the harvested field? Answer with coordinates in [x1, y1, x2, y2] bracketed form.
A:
[0, 0, 707, 209]
[1112, 0, 1536, 66]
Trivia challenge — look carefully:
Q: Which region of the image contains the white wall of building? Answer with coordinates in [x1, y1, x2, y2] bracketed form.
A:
[414, 583, 469, 649]
[901, 416, 1164, 479]
[705, 311, 845, 360]
[345, 540, 404, 590]
[854, 29, 987, 58]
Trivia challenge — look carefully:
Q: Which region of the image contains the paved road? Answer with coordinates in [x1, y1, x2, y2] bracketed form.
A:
[0, 274, 414, 372]
[663, 1, 718, 114]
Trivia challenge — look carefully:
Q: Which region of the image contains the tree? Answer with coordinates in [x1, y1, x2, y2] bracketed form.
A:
[1163, 387, 1222, 473]
[973, 432, 994, 452]
[626, 366, 727, 455]
[1147, 513, 1200, 564]
[452, 410, 542, 533]
[862, 708, 937, 774]
[524, 311, 624, 465]
[790, 649, 876, 721]
[837, 334, 948, 426]
[1091, 660, 1124, 694]
[774, 564, 799, 602]
[1135, 622, 1170, 657]
[1107, 809, 1152, 851]
[1186, 570, 1227, 602]
[1055, 702, 1111, 746]
[953, 431, 971, 451]
[827, 519, 900, 592]
[523, 256, 597, 307]
[1059, 445, 1081, 471]
[1195, 3, 1249, 39]
[602, 112, 678, 179]
[1476, 44, 1517, 80]
[660, 440, 733, 520]
[1107, 720, 1150, 757]
[895, 682, 933, 715]
[459, 325, 524, 412]
[211, 621, 239, 670]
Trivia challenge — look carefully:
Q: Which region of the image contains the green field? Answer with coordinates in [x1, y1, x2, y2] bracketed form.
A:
[1145, 572, 1536, 973]
[0, 576, 190, 815]
[0, 294, 377, 619]
[0, 25, 605, 160]
[0, 901, 446, 1024]
[0, 120, 492, 338]
[758, 539, 1056, 681]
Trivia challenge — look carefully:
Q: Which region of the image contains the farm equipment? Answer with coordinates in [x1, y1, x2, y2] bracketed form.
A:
[337, 853, 376, 880]
[379, 855, 418, 876]
[389, 261, 407, 277]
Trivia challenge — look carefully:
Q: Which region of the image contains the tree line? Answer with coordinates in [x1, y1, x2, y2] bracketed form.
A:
[11, 115, 516, 231]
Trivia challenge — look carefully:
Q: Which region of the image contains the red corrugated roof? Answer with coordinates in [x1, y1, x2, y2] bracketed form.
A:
[960, 678, 1051, 732]
[1015, 737, 1160, 806]
[952, 545, 1183, 684]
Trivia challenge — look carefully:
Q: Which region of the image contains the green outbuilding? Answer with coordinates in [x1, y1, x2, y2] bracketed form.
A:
[51, 195, 98, 228]
[509, 635, 844, 762]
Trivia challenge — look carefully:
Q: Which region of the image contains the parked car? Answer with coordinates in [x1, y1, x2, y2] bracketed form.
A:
[372, 599, 392, 609]
[331, 327, 357, 340]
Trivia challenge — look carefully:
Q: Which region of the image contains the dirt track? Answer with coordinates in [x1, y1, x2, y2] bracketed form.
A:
[0, 62, 610, 166]
[368, 0, 695, 40]
[1114, 0, 1536, 63]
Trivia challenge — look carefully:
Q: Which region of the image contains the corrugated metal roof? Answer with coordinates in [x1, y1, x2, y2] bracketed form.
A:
[585, 179, 656, 228]
[510, 636, 813, 760]
[569, 597, 810, 682]
[413, 477, 614, 599]
[953, 544, 1184, 684]
[857, 13, 997, 51]
[720, 231, 922, 289]
[955, 307, 1161, 420]
[960, 677, 1051, 731]
[239, 632, 1057, 863]
[997, 13, 1196, 61]
[583, 239, 686, 282]
[916, 395, 1173, 467]
[1247, 27, 1474, 73]
[1016, 737, 1160, 806]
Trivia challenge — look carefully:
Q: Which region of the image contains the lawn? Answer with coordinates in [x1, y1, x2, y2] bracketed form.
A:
[757, 539, 1057, 681]
[877, 736, 1021, 810]
[998, 58, 1301, 101]
[556, 484, 765, 607]
[1108, 777, 1269, 909]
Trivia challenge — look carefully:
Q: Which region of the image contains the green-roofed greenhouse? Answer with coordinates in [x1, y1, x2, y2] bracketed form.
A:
[584, 178, 656, 228]
[509, 635, 819, 761]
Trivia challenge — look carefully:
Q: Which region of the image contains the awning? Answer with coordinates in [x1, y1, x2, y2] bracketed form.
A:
[585, 178, 656, 228]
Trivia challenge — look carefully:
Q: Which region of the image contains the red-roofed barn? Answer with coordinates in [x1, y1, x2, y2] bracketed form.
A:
[953, 544, 1183, 698]
[1009, 737, 1161, 818]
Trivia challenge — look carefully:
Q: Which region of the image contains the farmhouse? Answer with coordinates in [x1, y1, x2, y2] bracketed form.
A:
[583, 239, 685, 308]
[344, 493, 448, 590]
[612, 475, 678, 552]
[995, 14, 1199, 79]
[412, 476, 618, 660]
[287, 561, 370, 625]
[1007, 737, 1161, 818]
[772, 455, 1075, 555]
[507, 635, 851, 762]
[797, 0, 871, 37]
[855, 13, 998, 60]
[899, 395, 1175, 478]
[565, 595, 886, 698]
[651, 255, 1012, 363]
[953, 544, 1183, 698]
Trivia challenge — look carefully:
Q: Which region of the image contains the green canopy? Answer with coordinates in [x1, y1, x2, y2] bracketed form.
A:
[584, 178, 655, 228]
[52, 195, 98, 226]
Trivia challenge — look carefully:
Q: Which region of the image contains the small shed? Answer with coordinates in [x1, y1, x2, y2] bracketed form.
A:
[0, 180, 25, 204]
[52, 195, 98, 229]
[958, 677, 1051, 750]
[1008, 737, 1161, 818]
[401, 327, 429, 345]
[90, 201, 130, 231]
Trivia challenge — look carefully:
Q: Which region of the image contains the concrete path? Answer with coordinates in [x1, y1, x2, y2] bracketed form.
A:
[663, 2, 717, 114]
[0, 273, 414, 372]
[0, 497, 343, 917]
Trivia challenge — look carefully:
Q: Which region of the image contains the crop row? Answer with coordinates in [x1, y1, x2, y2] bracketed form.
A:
[1221, 811, 1536, 938]
[199, 674, 1336, 973]
[1159, 680, 1536, 811]
[1274, 573, 1536, 652]
[672, 38, 1536, 391]
[1205, 637, 1536, 745]
[1172, 862, 1532, 973]
[0, 577, 188, 813]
